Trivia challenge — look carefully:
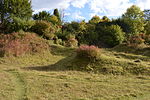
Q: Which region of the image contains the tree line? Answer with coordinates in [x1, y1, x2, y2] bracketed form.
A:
[0, 0, 150, 47]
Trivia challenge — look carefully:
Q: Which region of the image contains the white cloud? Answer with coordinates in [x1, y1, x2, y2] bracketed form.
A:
[88, 0, 150, 18]
[32, 0, 88, 13]
[72, 11, 85, 20]
[136, 0, 150, 10]
[71, 0, 89, 8]
[32, 0, 73, 13]
[64, 12, 71, 16]
[32, 0, 150, 20]
[89, 0, 133, 17]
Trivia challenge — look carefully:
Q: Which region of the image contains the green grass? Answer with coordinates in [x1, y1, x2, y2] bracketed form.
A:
[0, 44, 150, 100]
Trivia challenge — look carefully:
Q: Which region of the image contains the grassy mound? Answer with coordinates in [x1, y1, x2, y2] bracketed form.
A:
[68, 45, 150, 75]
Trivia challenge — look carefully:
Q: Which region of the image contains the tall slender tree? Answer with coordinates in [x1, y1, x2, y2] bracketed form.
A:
[54, 9, 60, 19]
[53, 8, 61, 25]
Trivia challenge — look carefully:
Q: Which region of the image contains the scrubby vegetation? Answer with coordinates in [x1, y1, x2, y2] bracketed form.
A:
[0, 0, 150, 100]
[0, 31, 49, 57]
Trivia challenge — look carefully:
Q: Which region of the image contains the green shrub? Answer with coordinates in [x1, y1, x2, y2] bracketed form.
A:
[65, 34, 78, 47]
[97, 25, 125, 47]
[3, 17, 35, 33]
[66, 34, 76, 40]
[54, 37, 63, 45]
[76, 45, 100, 61]
[31, 21, 55, 39]
[145, 21, 150, 35]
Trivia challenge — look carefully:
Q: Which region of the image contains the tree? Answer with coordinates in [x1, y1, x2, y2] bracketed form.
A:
[54, 9, 60, 19]
[0, 0, 32, 33]
[0, 0, 5, 24]
[49, 15, 59, 25]
[89, 15, 101, 24]
[53, 8, 61, 24]
[145, 21, 150, 34]
[0, 0, 32, 21]
[144, 10, 150, 21]
[123, 5, 143, 19]
[121, 5, 145, 35]
[143, 10, 150, 34]
[97, 25, 125, 47]
[102, 16, 110, 22]
[31, 21, 56, 39]
[33, 11, 51, 21]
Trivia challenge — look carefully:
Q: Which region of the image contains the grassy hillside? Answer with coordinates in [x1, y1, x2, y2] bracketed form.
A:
[0, 44, 150, 100]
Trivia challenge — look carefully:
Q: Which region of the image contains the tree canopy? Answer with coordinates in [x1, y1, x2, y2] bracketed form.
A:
[121, 5, 145, 35]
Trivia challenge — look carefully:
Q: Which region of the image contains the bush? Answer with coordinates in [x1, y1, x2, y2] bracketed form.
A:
[0, 32, 49, 57]
[76, 45, 100, 61]
[65, 34, 78, 47]
[97, 25, 125, 47]
[31, 21, 55, 39]
[1, 17, 35, 33]
[128, 35, 145, 45]
[127, 33, 150, 46]
[9, 17, 35, 32]
[66, 38, 78, 47]
[139, 33, 150, 45]
[54, 38, 63, 45]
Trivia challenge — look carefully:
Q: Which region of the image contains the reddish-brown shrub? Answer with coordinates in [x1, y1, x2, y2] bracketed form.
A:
[139, 33, 150, 45]
[128, 35, 145, 45]
[0, 32, 49, 57]
[127, 33, 150, 46]
[76, 45, 100, 60]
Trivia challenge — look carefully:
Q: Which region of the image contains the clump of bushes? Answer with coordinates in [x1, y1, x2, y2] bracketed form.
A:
[0, 31, 49, 57]
[128, 35, 145, 45]
[140, 33, 150, 45]
[31, 21, 56, 39]
[127, 33, 150, 47]
[54, 37, 63, 45]
[66, 38, 78, 47]
[76, 45, 100, 60]
[65, 34, 78, 47]
[97, 25, 125, 47]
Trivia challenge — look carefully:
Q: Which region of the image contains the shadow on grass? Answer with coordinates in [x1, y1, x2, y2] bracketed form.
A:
[111, 44, 150, 57]
[50, 45, 76, 57]
[23, 45, 78, 72]
[23, 55, 75, 72]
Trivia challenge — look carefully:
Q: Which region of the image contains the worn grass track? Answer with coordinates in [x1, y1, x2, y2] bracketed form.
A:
[5, 70, 27, 100]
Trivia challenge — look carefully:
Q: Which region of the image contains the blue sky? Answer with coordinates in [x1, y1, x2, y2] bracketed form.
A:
[32, 0, 150, 22]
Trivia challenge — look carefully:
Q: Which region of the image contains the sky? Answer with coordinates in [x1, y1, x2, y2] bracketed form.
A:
[32, 0, 150, 22]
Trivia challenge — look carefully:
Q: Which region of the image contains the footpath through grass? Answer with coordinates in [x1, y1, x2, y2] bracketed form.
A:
[0, 44, 150, 100]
